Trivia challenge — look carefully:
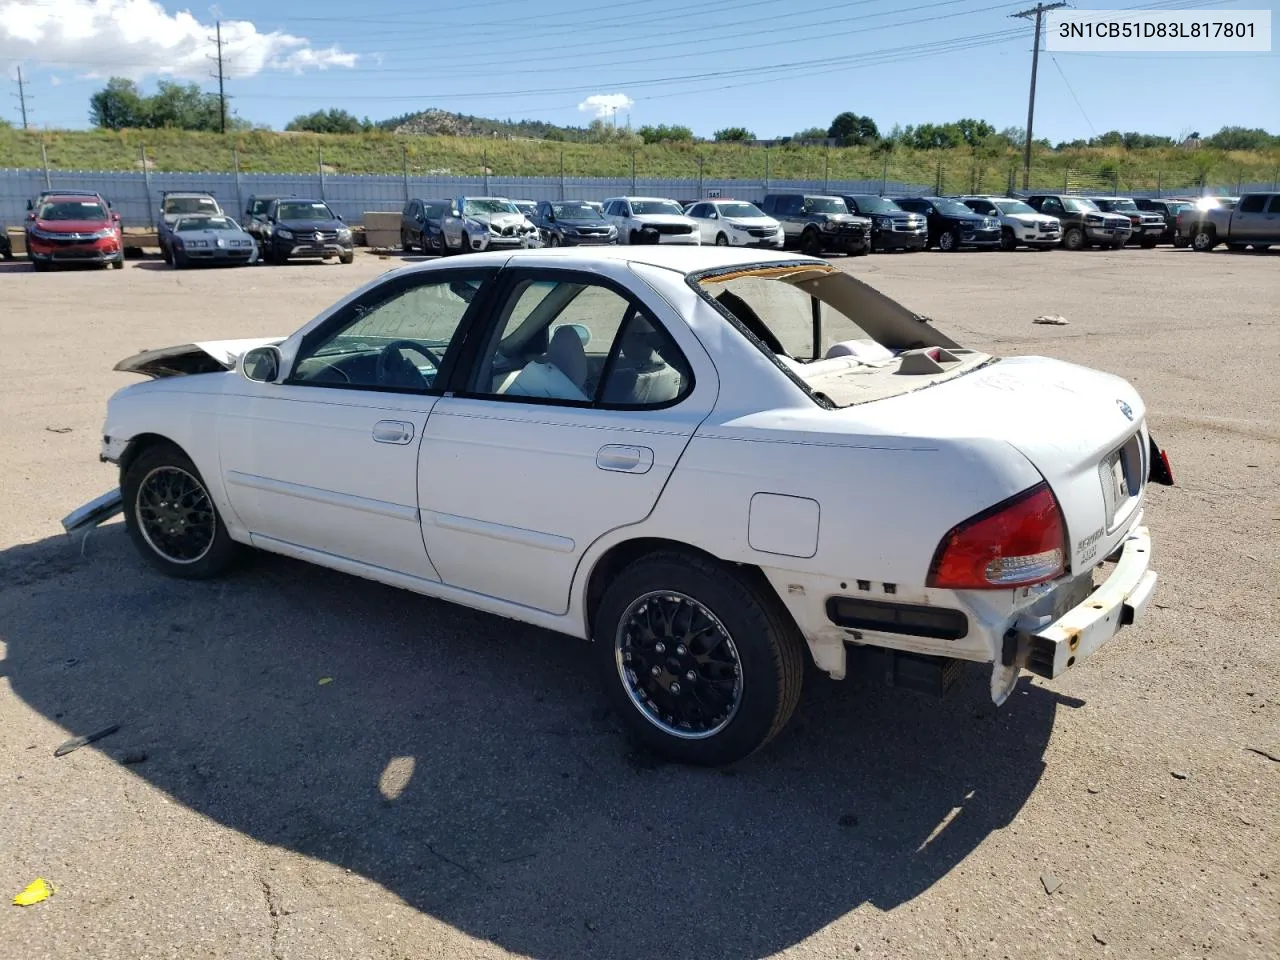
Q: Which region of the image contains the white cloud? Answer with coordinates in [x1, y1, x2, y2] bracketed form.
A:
[578, 93, 633, 119]
[49, 73, 61, 85]
[0, 0, 358, 80]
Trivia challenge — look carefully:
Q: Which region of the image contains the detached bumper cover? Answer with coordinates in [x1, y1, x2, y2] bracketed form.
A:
[62, 488, 124, 534]
[1012, 524, 1157, 682]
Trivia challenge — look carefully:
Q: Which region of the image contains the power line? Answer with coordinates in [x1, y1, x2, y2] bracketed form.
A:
[12, 65, 31, 129]
[1011, 2, 1068, 191]
[208, 19, 227, 134]
[1048, 53, 1096, 138]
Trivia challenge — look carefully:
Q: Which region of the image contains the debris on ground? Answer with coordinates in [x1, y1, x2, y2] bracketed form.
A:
[13, 878, 54, 906]
[1246, 746, 1279, 763]
[1041, 871, 1063, 895]
[114, 750, 148, 765]
[1087, 785, 1101, 794]
[1093, 933, 1108, 945]
[838, 813, 859, 828]
[54, 723, 121, 757]
[318, 677, 333, 686]
[1032, 314, 1069, 325]
[1171, 770, 1189, 780]
[44, 426, 73, 434]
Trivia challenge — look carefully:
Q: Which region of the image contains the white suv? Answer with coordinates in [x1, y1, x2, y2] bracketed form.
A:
[959, 195, 1062, 251]
[685, 199, 784, 248]
[602, 197, 701, 245]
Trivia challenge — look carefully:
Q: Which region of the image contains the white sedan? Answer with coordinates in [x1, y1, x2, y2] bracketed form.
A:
[64, 247, 1173, 766]
[685, 199, 784, 248]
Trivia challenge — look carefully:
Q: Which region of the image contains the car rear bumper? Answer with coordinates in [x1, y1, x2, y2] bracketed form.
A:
[1009, 524, 1156, 681]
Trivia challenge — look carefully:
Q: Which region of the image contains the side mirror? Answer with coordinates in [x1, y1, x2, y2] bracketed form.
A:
[27, 212, 36, 221]
[112, 212, 122, 222]
[555, 323, 591, 347]
[336, 214, 344, 222]
[546, 213, 556, 222]
[26, 200, 33, 211]
[240, 346, 282, 384]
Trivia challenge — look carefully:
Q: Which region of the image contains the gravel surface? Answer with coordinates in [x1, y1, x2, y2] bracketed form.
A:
[1, 248, 1276, 960]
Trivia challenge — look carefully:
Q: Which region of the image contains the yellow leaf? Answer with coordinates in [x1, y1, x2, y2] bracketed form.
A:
[13, 878, 53, 906]
[318, 677, 333, 686]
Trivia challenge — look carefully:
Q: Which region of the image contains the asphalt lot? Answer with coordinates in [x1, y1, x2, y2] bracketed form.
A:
[1, 246, 1276, 960]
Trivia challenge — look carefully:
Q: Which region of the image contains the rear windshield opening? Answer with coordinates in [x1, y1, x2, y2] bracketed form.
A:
[694, 265, 990, 408]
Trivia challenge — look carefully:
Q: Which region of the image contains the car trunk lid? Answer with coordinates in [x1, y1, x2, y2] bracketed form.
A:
[832, 355, 1150, 573]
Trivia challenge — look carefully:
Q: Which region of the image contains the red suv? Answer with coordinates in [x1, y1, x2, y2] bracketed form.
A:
[25, 193, 124, 271]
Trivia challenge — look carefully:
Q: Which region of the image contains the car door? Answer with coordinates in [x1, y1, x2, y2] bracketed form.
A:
[1265, 195, 1280, 242]
[417, 265, 717, 615]
[687, 202, 711, 242]
[218, 266, 497, 581]
[1231, 194, 1268, 242]
[442, 200, 464, 249]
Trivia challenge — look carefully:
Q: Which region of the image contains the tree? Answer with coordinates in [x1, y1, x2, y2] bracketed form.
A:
[828, 111, 879, 146]
[1205, 126, 1277, 151]
[792, 126, 827, 141]
[146, 80, 222, 130]
[951, 117, 995, 147]
[635, 123, 693, 144]
[89, 77, 149, 130]
[713, 126, 754, 142]
[286, 108, 366, 134]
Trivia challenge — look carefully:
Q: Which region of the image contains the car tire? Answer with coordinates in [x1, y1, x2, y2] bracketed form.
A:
[852, 242, 870, 257]
[799, 229, 822, 257]
[110, 257, 124, 270]
[1172, 236, 1189, 248]
[32, 259, 49, 272]
[715, 232, 728, 246]
[172, 251, 188, 269]
[340, 250, 354, 264]
[121, 442, 242, 580]
[1111, 238, 1126, 249]
[461, 231, 471, 253]
[548, 233, 561, 247]
[1252, 244, 1270, 252]
[1000, 228, 1018, 251]
[938, 228, 960, 252]
[1226, 242, 1247, 252]
[628, 230, 639, 245]
[401, 232, 412, 253]
[593, 550, 805, 767]
[1062, 226, 1086, 251]
[1191, 228, 1217, 252]
[1139, 239, 1158, 249]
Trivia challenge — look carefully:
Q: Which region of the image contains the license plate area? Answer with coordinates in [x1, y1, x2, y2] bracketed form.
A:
[1099, 431, 1144, 530]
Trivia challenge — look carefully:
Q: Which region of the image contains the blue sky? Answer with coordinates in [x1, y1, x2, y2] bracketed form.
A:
[2, 0, 1277, 140]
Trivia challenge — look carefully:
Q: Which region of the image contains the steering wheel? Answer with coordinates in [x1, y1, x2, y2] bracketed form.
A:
[375, 340, 443, 387]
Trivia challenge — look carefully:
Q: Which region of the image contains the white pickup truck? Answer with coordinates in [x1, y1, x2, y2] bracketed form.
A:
[1190, 192, 1280, 252]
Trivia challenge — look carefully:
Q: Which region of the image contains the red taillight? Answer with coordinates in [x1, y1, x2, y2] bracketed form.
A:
[927, 483, 1067, 590]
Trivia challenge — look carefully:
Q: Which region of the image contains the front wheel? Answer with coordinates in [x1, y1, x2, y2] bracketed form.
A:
[121, 442, 242, 580]
[594, 551, 805, 766]
[938, 228, 960, 252]
[799, 229, 822, 257]
[1062, 226, 1086, 251]
[547, 233, 561, 247]
[339, 250, 354, 264]
[1000, 228, 1018, 251]
[715, 232, 728, 246]
[1139, 239, 1158, 249]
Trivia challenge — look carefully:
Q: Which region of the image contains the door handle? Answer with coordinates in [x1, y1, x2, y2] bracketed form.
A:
[372, 420, 414, 445]
[596, 444, 654, 474]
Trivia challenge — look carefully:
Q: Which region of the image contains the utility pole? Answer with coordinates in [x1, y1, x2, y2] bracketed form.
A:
[208, 19, 227, 133]
[1012, 2, 1067, 191]
[13, 65, 31, 129]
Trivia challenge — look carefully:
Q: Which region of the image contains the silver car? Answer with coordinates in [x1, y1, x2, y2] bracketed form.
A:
[167, 215, 259, 269]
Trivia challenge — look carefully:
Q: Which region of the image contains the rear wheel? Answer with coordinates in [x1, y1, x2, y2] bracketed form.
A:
[1139, 238, 1158, 249]
[121, 442, 242, 580]
[401, 231, 411, 253]
[1226, 242, 1248, 252]
[32, 259, 50, 272]
[1191, 228, 1217, 252]
[594, 551, 804, 766]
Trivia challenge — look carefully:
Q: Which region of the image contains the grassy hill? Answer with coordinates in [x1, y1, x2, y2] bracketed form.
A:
[2, 126, 1277, 194]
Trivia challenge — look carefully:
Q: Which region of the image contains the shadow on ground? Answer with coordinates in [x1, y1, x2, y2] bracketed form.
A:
[0, 527, 1064, 960]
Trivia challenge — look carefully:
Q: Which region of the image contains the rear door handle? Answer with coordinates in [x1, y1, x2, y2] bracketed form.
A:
[372, 420, 414, 444]
[596, 444, 654, 474]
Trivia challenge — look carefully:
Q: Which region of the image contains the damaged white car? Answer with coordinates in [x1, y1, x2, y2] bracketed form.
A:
[65, 247, 1174, 766]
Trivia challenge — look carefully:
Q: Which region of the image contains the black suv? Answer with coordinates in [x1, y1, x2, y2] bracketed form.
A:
[531, 200, 618, 246]
[841, 195, 928, 251]
[888, 196, 1001, 251]
[243, 194, 291, 247]
[400, 198, 448, 254]
[1133, 197, 1193, 246]
[758, 194, 870, 256]
[260, 198, 354, 265]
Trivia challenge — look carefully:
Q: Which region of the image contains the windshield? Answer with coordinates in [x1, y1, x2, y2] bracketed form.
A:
[1062, 197, 1100, 213]
[1098, 199, 1139, 212]
[995, 199, 1037, 215]
[249, 199, 272, 216]
[177, 216, 237, 231]
[164, 197, 219, 215]
[933, 199, 978, 217]
[802, 197, 847, 215]
[551, 202, 603, 220]
[277, 201, 336, 221]
[847, 196, 901, 215]
[514, 201, 536, 213]
[38, 200, 107, 221]
[630, 200, 686, 216]
[463, 198, 519, 217]
[714, 202, 765, 218]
